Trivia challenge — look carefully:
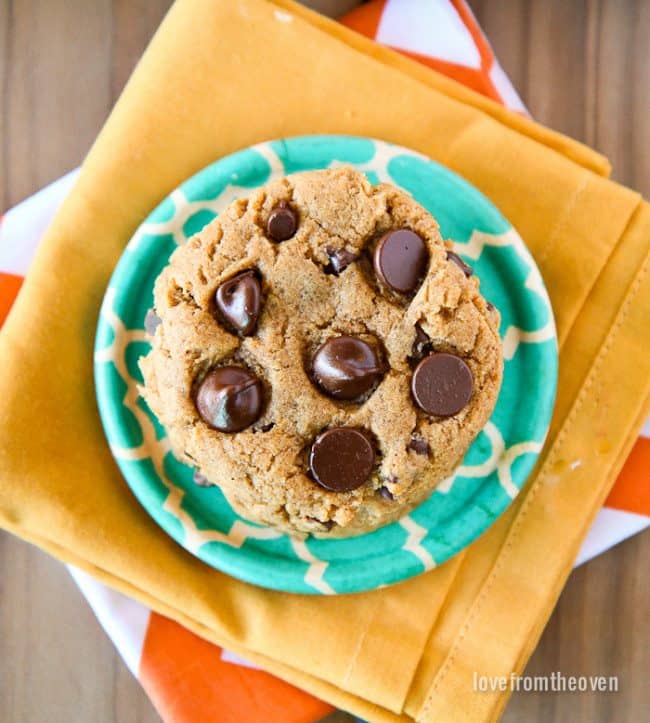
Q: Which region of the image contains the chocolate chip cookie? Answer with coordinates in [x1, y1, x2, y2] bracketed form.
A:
[138, 168, 503, 538]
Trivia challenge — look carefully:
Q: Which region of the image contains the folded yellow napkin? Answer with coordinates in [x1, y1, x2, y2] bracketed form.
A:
[1, 1, 648, 720]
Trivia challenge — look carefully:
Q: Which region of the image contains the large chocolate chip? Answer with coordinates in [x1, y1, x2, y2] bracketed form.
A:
[411, 353, 473, 417]
[312, 336, 384, 400]
[267, 201, 297, 242]
[325, 247, 357, 275]
[446, 251, 473, 277]
[373, 229, 428, 293]
[214, 270, 261, 336]
[195, 366, 263, 432]
[309, 427, 375, 492]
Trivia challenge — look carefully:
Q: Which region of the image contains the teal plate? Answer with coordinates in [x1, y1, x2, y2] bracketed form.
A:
[94, 136, 557, 595]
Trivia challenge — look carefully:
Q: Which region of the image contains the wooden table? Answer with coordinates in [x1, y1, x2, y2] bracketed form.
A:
[1, 1, 648, 721]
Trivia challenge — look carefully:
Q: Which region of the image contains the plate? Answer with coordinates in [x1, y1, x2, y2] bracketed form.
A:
[95, 135, 557, 594]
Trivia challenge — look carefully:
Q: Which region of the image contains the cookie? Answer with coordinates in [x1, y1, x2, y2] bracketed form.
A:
[138, 167, 503, 538]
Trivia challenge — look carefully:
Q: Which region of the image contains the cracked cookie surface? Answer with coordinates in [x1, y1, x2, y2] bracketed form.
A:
[139, 167, 503, 538]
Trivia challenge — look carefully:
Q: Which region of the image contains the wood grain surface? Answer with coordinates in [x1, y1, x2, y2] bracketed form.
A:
[1, 1, 648, 722]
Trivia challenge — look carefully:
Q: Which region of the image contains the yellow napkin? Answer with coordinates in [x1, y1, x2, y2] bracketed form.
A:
[1, 1, 649, 720]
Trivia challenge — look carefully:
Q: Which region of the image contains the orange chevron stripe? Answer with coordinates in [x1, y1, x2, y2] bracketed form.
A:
[0, 271, 24, 328]
[393, 48, 503, 103]
[342, 0, 505, 106]
[605, 437, 650, 516]
[340, 0, 386, 38]
[140, 612, 334, 723]
[449, 0, 502, 101]
[450, 0, 495, 71]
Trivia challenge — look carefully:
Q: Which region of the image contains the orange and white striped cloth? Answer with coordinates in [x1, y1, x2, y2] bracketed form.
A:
[1, 2, 647, 721]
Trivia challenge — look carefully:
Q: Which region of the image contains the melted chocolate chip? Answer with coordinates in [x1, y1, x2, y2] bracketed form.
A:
[486, 302, 495, 312]
[195, 366, 264, 432]
[214, 270, 262, 336]
[312, 336, 384, 400]
[193, 469, 210, 486]
[408, 435, 430, 456]
[267, 201, 297, 242]
[373, 229, 428, 293]
[377, 486, 394, 501]
[446, 251, 473, 277]
[325, 247, 358, 274]
[144, 309, 162, 336]
[411, 324, 430, 359]
[411, 353, 473, 417]
[260, 422, 275, 432]
[309, 427, 375, 492]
